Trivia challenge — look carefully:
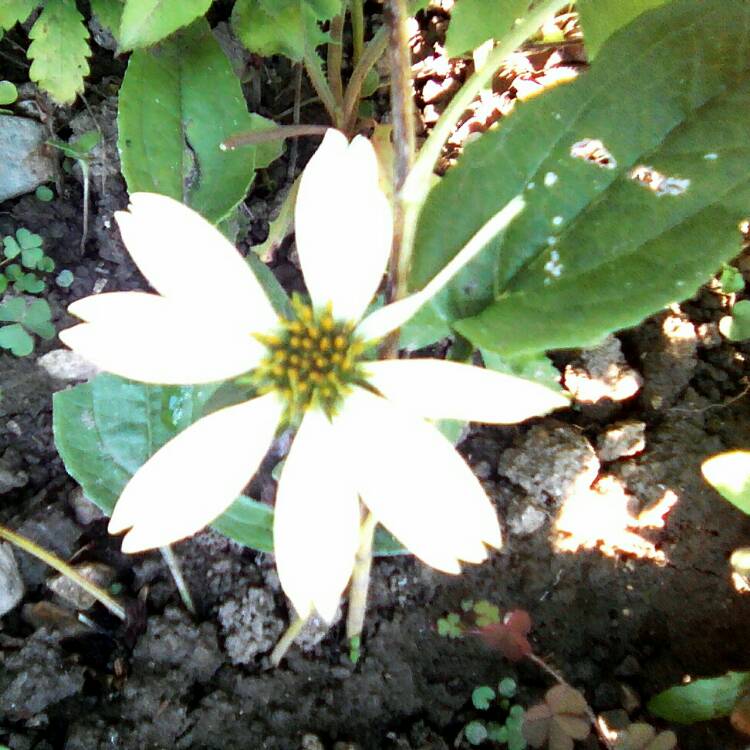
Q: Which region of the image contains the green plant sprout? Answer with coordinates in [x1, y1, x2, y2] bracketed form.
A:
[464, 680, 527, 748]
[0, 80, 17, 113]
[48, 131, 101, 251]
[0, 297, 55, 357]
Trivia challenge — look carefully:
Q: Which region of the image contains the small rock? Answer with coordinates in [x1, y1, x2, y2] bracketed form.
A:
[497, 422, 599, 504]
[0, 115, 56, 202]
[0, 542, 24, 616]
[37, 349, 99, 381]
[67, 486, 105, 525]
[507, 505, 547, 536]
[0, 456, 28, 494]
[22, 601, 89, 638]
[47, 562, 115, 610]
[218, 587, 284, 664]
[596, 420, 646, 462]
[620, 683, 640, 714]
[564, 335, 642, 405]
[301, 735, 326, 750]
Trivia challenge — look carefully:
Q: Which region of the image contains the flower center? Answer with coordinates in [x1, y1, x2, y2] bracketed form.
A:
[252, 296, 367, 418]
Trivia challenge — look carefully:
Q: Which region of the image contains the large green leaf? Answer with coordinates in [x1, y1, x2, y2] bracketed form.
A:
[577, 0, 670, 59]
[118, 18, 281, 224]
[53, 374, 403, 555]
[28, 0, 90, 104]
[444, 0, 530, 58]
[0, 0, 38, 33]
[90, 0, 124, 38]
[648, 671, 750, 723]
[231, 0, 337, 60]
[118, 0, 212, 51]
[411, 0, 750, 358]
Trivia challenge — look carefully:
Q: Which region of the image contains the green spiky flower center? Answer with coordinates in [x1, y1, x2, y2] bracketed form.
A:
[252, 296, 367, 419]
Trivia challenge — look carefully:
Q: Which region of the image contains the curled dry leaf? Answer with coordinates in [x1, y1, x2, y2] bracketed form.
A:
[471, 608, 532, 661]
[523, 684, 591, 750]
[613, 722, 677, 750]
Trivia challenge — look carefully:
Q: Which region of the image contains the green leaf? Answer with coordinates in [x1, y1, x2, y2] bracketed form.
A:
[5, 264, 22, 281]
[21, 246, 43, 269]
[720, 299, 750, 341]
[231, 0, 331, 61]
[245, 253, 292, 319]
[0, 297, 26, 322]
[0, 276, 7, 294]
[15, 273, 45, 294]
[3, 237, 21, 260]
[464, 720, 489, 746]
[702, 450, 750, 515]
[718, 264, 745, 294]
[37, 255, 55, 273]
[15, 228, 42, 250]
[445, 0, 530, 58]
[0, 81, 18, 105]
[28, 0, 90, 104]
[472, 685, 496, 710]
[577, 0, 671, 59]
[413, 0, 750, 359]
[71, 130, 101, 154]
[90, 0, 124, 36]
[35, 185, 55, 202]
[648, 671, 750, 723]
[211, 495, 274, 552]
[22, 298, 54, 338]
[0, 0, 38, 33]
[56, 269, 74, 287]
[0, 323, 34, 356]
[118, 0, 212, 51]
[498, 677, 518, 698]
[118, 18, 275, 224]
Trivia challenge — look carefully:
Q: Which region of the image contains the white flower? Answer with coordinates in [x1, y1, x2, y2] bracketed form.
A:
[60, 130, 568, 622]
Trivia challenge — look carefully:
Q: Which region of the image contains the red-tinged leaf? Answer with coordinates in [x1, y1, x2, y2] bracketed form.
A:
[522, 703, 552, 748]
[471, 608, 533, 660]
[546, 684, 589, 715]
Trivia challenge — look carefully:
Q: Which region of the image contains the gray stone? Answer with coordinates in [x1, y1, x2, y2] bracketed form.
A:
[218, 587, 284, 664]
[507, 505, 547, 537]
[67, 486, 105, 525]
[0, 462, 28, 494]
[47, 562, 116, 610]
[0, 116, 56, 202]
[596, 420, 647, 462]
[0, 542, 24, 617]
[37, 349, 99, 381]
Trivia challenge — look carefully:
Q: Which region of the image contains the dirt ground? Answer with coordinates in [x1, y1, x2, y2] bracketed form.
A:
[2, 5, 750, 750]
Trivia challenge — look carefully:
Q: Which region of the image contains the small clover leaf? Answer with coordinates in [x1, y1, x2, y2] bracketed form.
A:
[472, 685, 496, 710]
[23, 299, 55, 339]
[0, 276, 7, 294]
[15, 228, 43, 250]
[506, 705, 527, 750]
[461, 598, 475, 612]
[0, 81, 18, 106]
[474, 600, 501, 627]
[720, 300, 750, 341]
[3, 237, 21, 260]
[473, 609, 533, 661]
[15, 273, 45, 294]
[487, 723, 508, 743]
[0, 324, 34, 356]
[499, 677, 518, 698]
[21, 245, 43, 269]
[719, 264, 745, 294]
[523, 685, 591, 750]
[612, 722, 677, 750]
[56, 269, 74, 288]
[0, 297, 26, 322]
[464, 720, 488, 746]
[35, 185, 54, 202]
[5, 264, 23, 281]
[437, 612, 463, 638]
[37, 255, 55, 273]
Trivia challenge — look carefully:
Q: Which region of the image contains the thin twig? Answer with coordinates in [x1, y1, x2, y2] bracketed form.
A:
[160, 545, 195, 615]
[0, 525, 126, 621]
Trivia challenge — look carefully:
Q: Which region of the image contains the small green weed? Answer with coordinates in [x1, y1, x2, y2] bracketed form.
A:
[463, 678, 527, 748]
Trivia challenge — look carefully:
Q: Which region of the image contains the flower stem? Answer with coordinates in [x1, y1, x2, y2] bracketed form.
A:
[351, 0, 365, 65]
[0, 524, 126, 621]
[345, 510, 377, 662]
[270, 613, 308, 666]
[327, 4, 347, 109]
[304, 46, 343, 127]
[342, 25, 388, 133]
[399, 0, 570, 272]
[159, 545, 195, 615]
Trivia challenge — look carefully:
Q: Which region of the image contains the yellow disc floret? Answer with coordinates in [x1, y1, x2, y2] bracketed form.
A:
[252, 296, 367, 420]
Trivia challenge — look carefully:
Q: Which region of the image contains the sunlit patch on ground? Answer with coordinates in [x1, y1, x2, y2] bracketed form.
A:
[554, 474, 678, 562]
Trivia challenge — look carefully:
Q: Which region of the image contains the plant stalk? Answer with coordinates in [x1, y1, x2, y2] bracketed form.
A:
[342, 25, 388, 133]
[160, 545, 195, 615]
[0, 525, 126, 621]
[304, 46, 343, 127]
[345, 510, 377, 661]
[270, 613, 308, 666]
[351, 0, 365, 65]
[327, 5, 347, 108]
[399, 0, 570, 268]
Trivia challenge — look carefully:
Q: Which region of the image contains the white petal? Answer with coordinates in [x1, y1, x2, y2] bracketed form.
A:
[60, 295, 265, 384]
[335, 388, 501, 574]
[274, 409, 361, 622]
[116, 193, 277, 333]
[295, 131, 393, 322]
[355, 291, 427, 342]
[366, 359, 569, 423]
[110, 393, 282, 551]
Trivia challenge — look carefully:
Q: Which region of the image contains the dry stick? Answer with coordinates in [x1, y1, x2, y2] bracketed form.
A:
[327, 4, 347, 109]
[0, 525, 126, 621]
[221, 124, 330, 150]
[303, 45, 343, 127]
[527, 653, 616, 750]
[344, 0, 415, 657]
[399, 0, 571, 267]
[287, 63, 304, 182]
